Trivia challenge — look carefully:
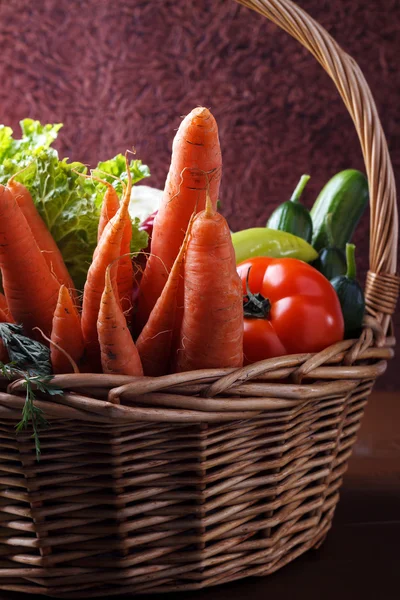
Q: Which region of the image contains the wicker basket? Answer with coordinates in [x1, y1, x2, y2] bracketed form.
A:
[0, 0, 399, 597]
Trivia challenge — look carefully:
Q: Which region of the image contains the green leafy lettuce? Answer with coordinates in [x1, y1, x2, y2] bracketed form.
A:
[0, 119, 150, 291]
[93, 154, 150, 193]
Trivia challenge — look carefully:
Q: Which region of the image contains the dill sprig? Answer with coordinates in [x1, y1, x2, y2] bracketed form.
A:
[1, 362, 62, 461]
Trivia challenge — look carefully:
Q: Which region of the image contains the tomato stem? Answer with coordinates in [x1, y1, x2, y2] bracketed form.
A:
[243, 267, 271, 319]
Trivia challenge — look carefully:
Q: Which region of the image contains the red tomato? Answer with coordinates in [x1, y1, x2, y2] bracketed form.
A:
[237, 257, 344, 364]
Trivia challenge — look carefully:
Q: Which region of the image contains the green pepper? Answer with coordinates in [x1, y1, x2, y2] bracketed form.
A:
[312, 214, 347, 280]
[331, 244, 365, 338]
[231, 227, 318, 265]
[267, 174, 313, 243]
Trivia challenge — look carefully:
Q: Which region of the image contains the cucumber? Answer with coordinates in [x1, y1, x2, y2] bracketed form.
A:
[311, 170, 369, 251]
[267, 175, 312, 243]
[331, 244, 365, 338]
[313, 247, 347, 280]
[312, 213, 347, 280]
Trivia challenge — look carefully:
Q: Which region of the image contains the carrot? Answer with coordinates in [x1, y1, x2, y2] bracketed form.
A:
[97, 266, 143, 376]
[97, 179, 133, 317]
[0, 293, 13, 321]
[97, 181, 120, 241]
[117, 202, 134, 318]
[136, 214, 194, 376]
[81, 157, 133, 370]
[0, 293, 7, 313]
[175, 192, 243, 372]
[137, 107, 222, 332]
[7, 177, 77, 301]
[0, 185, 60, 339]
[50, 285, 85, 374]
[0, 307, 10, 363]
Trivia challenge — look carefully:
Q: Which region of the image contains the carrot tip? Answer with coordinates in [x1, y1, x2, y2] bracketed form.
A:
[205, 189, 214, 218]
[192, 107, 209, 118]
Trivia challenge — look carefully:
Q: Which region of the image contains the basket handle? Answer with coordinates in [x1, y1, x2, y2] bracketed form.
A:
[236, 0, 399, 333]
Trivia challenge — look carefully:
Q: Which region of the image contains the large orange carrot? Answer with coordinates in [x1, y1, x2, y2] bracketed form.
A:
[0, 293, 7, 313]
[175, 194, 243, 372]
[7, 177, 77, 300]
[97, 266, 143, 376]
[81, 159, 133, 370]
[97, 180, 133, 316]
[136, 214, 194, 376]
[50, 285, 85, 374]
[0, 307, 10, 363]
[0, 185, 60, 339]
[0, 293, 12, 321]
[137, 107, 222, 331]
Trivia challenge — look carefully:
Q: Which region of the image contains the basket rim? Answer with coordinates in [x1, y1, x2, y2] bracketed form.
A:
[0, 324, 393, 424]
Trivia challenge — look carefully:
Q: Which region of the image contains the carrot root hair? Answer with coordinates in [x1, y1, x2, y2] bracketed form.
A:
[72, 168, 127, 196]
[167, 166, 221, 209]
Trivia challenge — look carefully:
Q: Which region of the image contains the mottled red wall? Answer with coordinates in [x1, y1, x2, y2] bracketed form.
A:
[0, 0, 398, 387]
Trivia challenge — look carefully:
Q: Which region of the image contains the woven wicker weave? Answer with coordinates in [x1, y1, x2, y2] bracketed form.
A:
[0, 0, 398, 597]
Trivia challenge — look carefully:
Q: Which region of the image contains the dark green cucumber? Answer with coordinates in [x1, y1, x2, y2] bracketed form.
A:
[313, 247, 347, 280]
[311, 169, 369, 251]
[312, 213, 347, 280]
[331, 244, 365, 339]
[267, 174, 313, 243]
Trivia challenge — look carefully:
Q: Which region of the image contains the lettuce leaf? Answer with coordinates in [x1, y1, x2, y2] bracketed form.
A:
[0, 121, 150, 291]
[0, 125, 14, 163]
[0, 119, 62, 168]
[93, 154, 150, 194]
[91, 154, 151, 255]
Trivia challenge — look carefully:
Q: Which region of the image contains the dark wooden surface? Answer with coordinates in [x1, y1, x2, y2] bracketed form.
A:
[1, 389, 399, 600]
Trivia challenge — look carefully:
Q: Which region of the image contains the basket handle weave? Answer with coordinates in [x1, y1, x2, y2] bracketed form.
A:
[236, 0, 399, 334]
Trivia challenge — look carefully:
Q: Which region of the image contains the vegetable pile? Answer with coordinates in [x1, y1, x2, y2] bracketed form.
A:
[0, 109, 368, 456]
